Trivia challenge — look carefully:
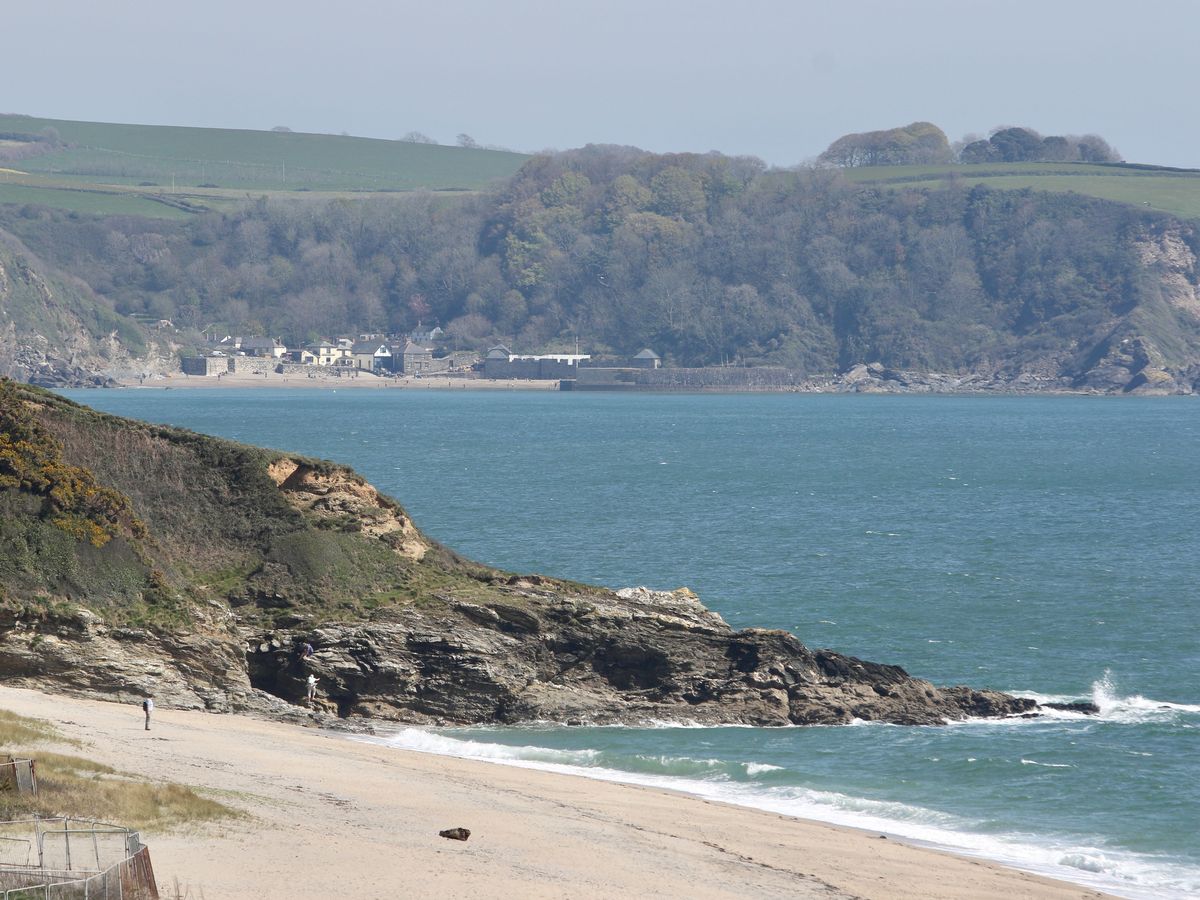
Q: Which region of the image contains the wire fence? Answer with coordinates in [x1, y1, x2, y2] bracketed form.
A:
[0, 818, 157, 900]
[0, 761, 36, 798]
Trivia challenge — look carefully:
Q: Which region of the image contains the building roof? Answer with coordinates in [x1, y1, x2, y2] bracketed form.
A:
[403, 341, 432, 354]
[634, 348, 661, 359]
[351, 341, 390, 354]
[240, 336, 282, 350]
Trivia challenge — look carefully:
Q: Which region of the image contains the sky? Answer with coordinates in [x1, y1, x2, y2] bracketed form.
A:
[5, 0, 1199, 167]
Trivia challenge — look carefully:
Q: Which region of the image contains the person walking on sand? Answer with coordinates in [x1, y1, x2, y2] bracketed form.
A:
[306, 674, 317, 703]
[142, 696, 154, 730]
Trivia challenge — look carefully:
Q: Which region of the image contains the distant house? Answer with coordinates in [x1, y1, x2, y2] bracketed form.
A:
[400, 341, 434, 374]
[304, 340, 343, 366]
[240, 337, 287, 359]
[631, 348, 662, 369]
[351, 340, 392, 372]
[411, 325, 445, 344]
[485, 345, 512, 362]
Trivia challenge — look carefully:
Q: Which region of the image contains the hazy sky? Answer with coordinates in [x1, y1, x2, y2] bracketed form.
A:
[6, 0, 1198, 167]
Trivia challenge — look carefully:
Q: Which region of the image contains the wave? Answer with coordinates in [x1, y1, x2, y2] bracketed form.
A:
[1010, 671, 1200, 725]
[356, 727, 1199, 899]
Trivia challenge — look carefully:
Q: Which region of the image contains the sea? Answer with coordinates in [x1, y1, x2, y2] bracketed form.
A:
[60, 388, 1200, 898]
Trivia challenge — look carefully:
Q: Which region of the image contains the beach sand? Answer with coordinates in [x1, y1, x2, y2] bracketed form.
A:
[120, 371, 557, 390]
[0, 687, 1112, 900]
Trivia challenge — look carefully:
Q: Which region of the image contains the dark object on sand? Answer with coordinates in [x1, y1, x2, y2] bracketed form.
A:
[439, 827, 471, 841]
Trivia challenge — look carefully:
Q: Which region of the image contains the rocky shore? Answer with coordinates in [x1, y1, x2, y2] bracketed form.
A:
[2, 584, 1050, 729]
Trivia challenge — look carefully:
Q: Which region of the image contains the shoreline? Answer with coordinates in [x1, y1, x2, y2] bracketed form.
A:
[90, 370, 1185, 396]
[0, 686, 1113, 900]
[114, 372, 560, 390]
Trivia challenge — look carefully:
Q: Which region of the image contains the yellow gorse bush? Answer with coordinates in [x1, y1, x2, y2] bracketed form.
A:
[0, 379, 145, 547]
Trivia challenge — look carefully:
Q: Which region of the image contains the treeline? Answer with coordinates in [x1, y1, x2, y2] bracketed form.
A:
[818, 122, 954, 167]
[0, 143, 1193, 376]
[819, 123, 1120, 168]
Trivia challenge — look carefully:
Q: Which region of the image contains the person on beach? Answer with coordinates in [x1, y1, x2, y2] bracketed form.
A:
[306, 674, 317, 703]
[142, 696, 154, 730]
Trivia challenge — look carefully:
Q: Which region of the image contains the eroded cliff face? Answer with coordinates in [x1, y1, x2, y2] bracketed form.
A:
[1072, 223, 1200, 395]
[267, 459, 428, 560]
[0, 238, 157, 386]
[1134, 226, 1200, 319]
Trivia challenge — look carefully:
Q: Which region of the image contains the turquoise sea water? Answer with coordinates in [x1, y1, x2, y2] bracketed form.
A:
[62, 389, 1200, 898]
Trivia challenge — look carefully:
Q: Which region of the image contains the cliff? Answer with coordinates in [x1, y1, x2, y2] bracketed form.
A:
[0, 233, 165, 386]
[0, 381, 1047, 727]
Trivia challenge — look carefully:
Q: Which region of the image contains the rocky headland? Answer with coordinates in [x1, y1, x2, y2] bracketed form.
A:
[0, 380, 1071, 728]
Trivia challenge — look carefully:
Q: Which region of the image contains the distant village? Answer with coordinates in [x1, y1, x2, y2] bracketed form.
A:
[181, 327, 665, 387]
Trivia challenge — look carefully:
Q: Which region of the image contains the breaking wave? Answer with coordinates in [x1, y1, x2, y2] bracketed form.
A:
[356, 724, 1199, 899]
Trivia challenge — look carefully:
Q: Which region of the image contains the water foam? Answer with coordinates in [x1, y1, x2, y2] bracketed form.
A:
[1020, 759, 1075, 769]
[1089, 671, 1200, 721]
[744, 762, 784, 775]
[953, 670, 1200, 729]
[355, 726, 1199, 899]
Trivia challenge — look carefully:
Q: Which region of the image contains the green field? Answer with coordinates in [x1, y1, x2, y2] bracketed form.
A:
[840, 161, 1200, 219]
[0, 180, 197, 219]
[4, 115, 1200, 221]
[0, 114, 529, 215]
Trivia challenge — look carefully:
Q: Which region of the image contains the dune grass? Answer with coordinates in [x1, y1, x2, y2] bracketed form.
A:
[0, 708, 234, 830]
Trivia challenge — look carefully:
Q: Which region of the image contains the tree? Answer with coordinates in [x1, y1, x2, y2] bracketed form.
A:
[988, 127, 1043, 162]
[399, 131, 437, 144]
[819, 122, 953, 167]
[456, 133, 479, 149]
[1077, 134, 1120, 163]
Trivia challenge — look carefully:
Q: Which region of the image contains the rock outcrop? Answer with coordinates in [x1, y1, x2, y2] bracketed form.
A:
[0, 383, 1055, 728]
[0, 585, 1038, 728]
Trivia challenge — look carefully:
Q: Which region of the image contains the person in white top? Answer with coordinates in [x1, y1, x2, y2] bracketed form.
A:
[306, 674, 317, 703]
[142, 696, 154, 730]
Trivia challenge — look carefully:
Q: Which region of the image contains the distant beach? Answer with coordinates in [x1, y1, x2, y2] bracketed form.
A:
[119, 371, 558, 390]
[0, 686, 1110, 900]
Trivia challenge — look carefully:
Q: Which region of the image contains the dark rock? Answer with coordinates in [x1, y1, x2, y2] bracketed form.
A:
[1042, 701, 1101, 715]
[439, 828, 471, 841]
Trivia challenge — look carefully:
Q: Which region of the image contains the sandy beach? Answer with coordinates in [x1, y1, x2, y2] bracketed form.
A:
[120, 371, 558, 390]
[0, 686, 1112, 900]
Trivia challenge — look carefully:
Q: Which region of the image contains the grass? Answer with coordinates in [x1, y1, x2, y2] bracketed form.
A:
[0, 179, 197, 219]
[835, 161, 1200, 219]
[0, 114, 528, 195]
[0, 708, 235, 831]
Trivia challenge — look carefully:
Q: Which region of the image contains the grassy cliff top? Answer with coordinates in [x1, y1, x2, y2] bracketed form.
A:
[0, 381, 519, 629]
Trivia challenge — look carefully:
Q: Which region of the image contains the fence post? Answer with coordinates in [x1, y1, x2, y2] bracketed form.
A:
[64, 818, 71, 871]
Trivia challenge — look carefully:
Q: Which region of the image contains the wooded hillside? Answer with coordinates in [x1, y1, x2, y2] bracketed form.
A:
[3, 143, 1200, 390]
